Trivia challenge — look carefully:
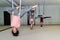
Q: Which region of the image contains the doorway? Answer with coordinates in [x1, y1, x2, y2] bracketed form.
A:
[4, 11, 11, 25]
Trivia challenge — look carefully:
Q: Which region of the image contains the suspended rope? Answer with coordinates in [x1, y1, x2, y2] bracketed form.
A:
[19, 0, 21, 15]
[43, 0, 45, 14]
[38, 2, 40, 15]
[12, 0, 14, 9]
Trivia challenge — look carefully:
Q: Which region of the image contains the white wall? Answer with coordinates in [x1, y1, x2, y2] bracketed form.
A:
[0, 7, 5, 25]
[0, 5, 60, 25]
[35, 5, 60, 24]
[43, 5, 60, 24]
[22, 5, 60, 24]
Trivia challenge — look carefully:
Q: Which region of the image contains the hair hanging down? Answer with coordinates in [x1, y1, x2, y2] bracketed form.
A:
[30, 10, 34, 13]
[12, 30, 19, 36]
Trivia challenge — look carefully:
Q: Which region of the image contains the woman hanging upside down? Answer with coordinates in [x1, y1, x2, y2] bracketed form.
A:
[11, 6, 21, 36]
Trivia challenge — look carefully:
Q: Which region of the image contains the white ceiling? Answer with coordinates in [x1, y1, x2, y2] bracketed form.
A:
[0, 0, 60, 7]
